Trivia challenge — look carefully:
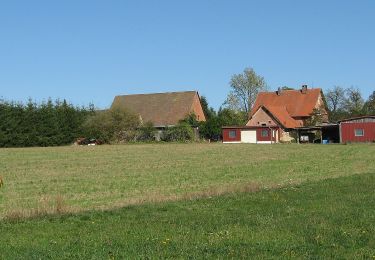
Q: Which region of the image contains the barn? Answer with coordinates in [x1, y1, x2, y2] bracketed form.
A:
[339, 116, 375, 143]
[111, 90, 206, 127]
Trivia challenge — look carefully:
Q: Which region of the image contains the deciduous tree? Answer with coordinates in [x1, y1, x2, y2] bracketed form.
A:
[225, 67, 267, 113]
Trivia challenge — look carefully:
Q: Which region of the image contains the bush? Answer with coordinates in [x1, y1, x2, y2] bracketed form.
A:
[138, 121, 156, 141]
[162, 123, 194, 142]
[83, 107, 140, 143]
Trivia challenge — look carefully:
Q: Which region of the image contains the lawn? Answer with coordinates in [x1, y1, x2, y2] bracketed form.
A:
[0, 143, 374, 219]
[1, 172, 374, 259]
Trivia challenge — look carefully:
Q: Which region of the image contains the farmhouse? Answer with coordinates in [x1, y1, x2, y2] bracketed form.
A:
[111, 90, 206, 127]
[339, 115, 375, 143]
[223, 85, 328, 143]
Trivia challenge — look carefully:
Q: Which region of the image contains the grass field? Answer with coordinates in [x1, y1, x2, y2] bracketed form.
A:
[0, 143, 374, 219]
[1, 172, 374, 258]
[1, 143, 375, 258]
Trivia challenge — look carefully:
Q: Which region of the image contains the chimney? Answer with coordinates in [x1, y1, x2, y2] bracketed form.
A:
[276, 87, 282, 95]
[301, 85, 308, 94]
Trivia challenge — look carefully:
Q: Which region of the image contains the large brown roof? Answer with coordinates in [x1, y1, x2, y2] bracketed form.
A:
[251, 88, 322, 117]
[111, 91, 203, 127]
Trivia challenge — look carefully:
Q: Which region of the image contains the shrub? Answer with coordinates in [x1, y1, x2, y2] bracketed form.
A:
[162, 123, 194, 142]
[83, 107, 140, 143]
[138, 121, 156, 141]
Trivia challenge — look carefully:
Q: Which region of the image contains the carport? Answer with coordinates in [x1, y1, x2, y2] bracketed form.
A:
[295, 123, 339, 143]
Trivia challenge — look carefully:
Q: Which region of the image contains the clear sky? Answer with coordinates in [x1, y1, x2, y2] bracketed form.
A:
[0, 1, 374, 109]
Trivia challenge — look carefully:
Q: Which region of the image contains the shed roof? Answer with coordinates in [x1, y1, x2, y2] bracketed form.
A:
[111, 91, 201, 127]
[338, 115, 375, 122]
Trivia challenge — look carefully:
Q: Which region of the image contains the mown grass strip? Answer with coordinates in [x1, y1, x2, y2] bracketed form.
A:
[1, 173, 374, 259]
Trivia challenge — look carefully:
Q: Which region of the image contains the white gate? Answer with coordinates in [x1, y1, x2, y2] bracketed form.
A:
[241, 130, 257, 143]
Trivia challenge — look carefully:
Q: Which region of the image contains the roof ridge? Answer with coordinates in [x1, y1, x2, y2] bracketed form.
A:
[115, 90, 197, 97]
[258, 88, 322, 94]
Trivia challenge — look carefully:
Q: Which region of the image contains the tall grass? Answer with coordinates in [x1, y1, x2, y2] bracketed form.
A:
[0, 143, 374, 219]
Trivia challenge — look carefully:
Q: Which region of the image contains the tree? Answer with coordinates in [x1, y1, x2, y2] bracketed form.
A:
[225, 67, 267, 113]
[344, 87, 365, 117]
[326, 86, 346, 114]
[200, 96, 215, 120]
[83, 107, 140, 143]
[217, 108, 247, 126]
[304, 108, 325, 126]
[179, 113, 200, 128]
[325, 86, 346, 122]
[363, 91, 375, 115]
[0, 98, 91, 147]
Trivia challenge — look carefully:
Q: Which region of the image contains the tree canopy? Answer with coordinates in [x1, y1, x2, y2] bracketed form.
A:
[225, 67, 267, 113]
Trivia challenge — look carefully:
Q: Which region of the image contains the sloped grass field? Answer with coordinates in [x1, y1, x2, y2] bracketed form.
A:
[1, 173, 374, 258]
[0, 143, 374, 219]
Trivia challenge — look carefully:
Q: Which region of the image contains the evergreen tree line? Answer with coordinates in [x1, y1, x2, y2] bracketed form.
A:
[0, 99, 93, 147]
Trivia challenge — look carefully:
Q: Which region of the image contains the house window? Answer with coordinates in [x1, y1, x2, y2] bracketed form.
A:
[354, 129, 364, 137]
[261, 129, 269, 137]
[229, 130, 237, 138]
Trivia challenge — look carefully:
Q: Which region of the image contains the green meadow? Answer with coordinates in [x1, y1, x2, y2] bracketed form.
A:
[0, 143, 374, 258]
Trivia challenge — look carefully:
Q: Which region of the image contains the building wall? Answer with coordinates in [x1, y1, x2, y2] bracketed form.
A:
[314, 92, 329, 122]
[191, 93, 207, 122]
[246, 108, 278, 127]
[222, 128, 241, 143]
[256, 128, 279, 142]
[223, 127, 281, 143]
[340, 122, 375, 142]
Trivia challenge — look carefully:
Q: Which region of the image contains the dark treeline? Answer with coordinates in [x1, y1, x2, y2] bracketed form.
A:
[325, 88, 375, 122]
[0, 99, 93, 147]
[1, 87, 373, 147]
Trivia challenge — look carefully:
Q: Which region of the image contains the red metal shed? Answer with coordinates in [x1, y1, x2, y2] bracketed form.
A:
[339, 116, 375, 143]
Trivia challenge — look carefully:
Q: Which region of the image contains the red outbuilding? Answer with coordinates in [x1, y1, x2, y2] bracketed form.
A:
[339, 116, 375, 143]
[222, 126, 280, 144]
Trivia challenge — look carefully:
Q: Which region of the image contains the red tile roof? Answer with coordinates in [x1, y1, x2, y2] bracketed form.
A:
[251, 88, 322, 118]
[262, 105, 303, 128]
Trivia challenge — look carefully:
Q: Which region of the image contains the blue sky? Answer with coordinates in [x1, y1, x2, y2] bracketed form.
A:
[0, 1, 374, 109]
